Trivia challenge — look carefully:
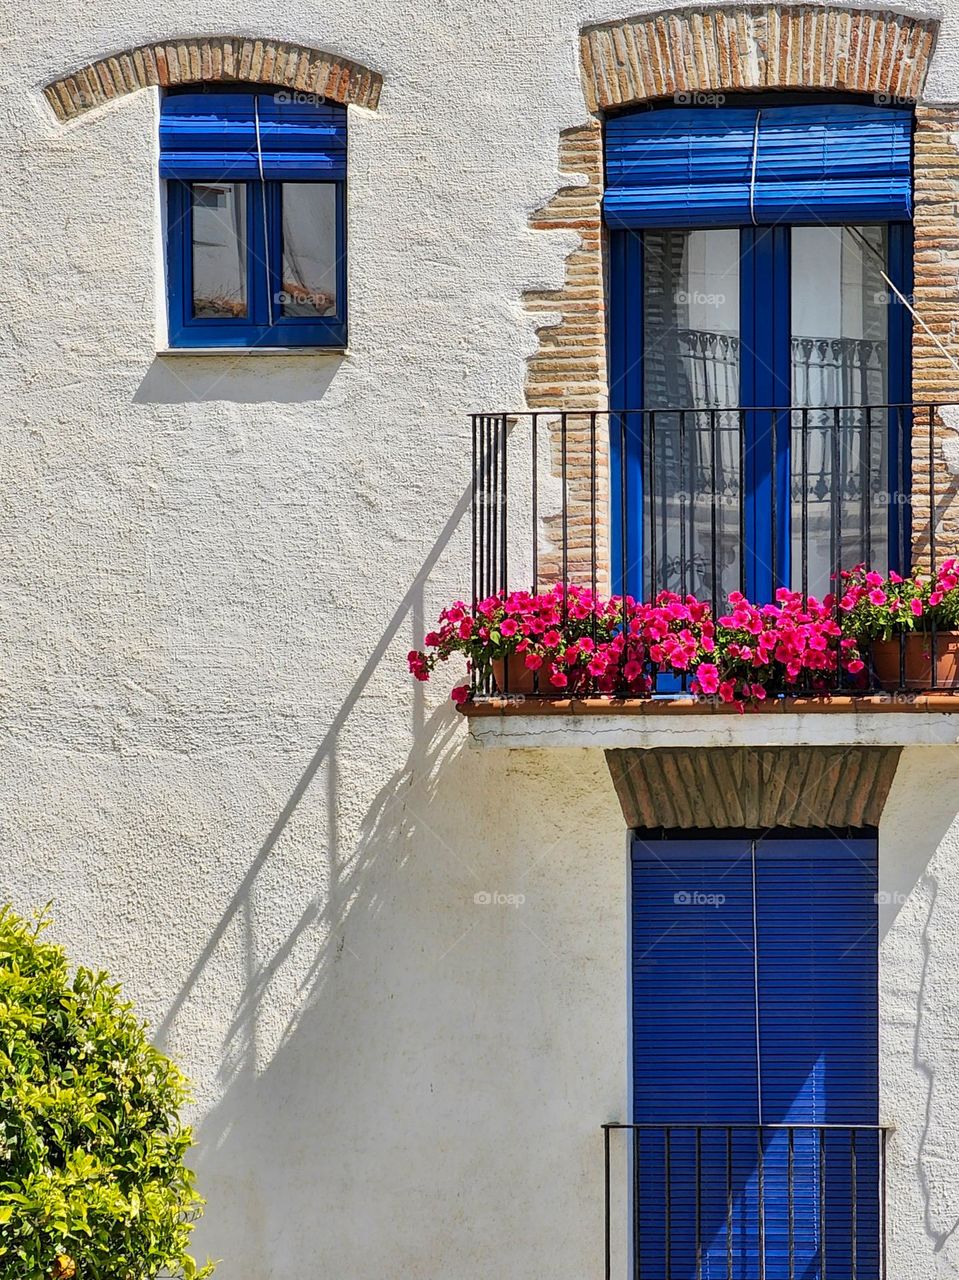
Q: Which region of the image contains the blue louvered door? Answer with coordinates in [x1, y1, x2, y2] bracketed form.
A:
[631, 831, 879, 1279]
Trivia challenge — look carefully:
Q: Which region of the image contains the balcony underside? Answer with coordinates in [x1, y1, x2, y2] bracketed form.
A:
[462, 693, 959, 750]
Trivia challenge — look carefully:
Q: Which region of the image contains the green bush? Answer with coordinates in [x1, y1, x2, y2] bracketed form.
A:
[0, 905, 214, 1280]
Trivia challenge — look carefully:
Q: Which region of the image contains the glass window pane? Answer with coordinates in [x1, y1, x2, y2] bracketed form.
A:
[790, 226, 889, 593]
[191, 183, 247, 319]
[280, 184, 338, 317]
[642, 228, 742, 602]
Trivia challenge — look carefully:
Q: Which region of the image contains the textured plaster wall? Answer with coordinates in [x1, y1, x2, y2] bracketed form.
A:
[5, 0, 959, 1275]
[879, 747, 959, 1279]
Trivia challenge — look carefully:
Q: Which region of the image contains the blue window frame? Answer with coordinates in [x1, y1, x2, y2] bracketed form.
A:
[162, 89, 347, 349]
[606, 102, 914, 604]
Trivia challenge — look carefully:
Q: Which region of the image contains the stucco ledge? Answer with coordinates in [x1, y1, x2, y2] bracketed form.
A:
[461, 696, 959, 750]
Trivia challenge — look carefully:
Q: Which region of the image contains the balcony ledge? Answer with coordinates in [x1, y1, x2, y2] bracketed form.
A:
[461, 694, 959, 750]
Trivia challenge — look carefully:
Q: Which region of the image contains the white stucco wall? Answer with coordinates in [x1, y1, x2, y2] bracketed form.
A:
[5, 0, 959, 1275]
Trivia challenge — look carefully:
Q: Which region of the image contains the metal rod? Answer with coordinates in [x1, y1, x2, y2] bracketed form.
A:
[758, 1126, 766, 1280]
[590, 411, 598, 604]
[819, 1126, 827, 1280]
[664, 1127, 672, 1280]
[851, 1127, 858, 1280]
[726, 1127, 733, 1280]
[500, 413, 508, 597]
[561, 412, 569, 615]
[531, 414, 539, 593]
[604, 1123, 611, 1280]
[648, 411, 657, 599]
[788, 1126, 795, 1280]
[710, 408, 719, 616]
[695, 1126, 702, 1280]
[633, 1126, 641, 1280]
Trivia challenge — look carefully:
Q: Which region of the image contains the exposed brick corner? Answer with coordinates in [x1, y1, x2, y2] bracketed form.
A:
[523, 123, 610, 589]
[43, 37, 383, 122]
[910, 106, 959, 562]
[525, 6, 951, 586]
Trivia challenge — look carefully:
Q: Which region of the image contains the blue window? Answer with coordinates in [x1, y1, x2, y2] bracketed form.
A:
[161, 90, 347, 348]
[606, 103, 914, 603]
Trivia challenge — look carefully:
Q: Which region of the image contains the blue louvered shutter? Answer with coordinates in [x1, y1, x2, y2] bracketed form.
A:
[605, 105, 912, 228]
[755, 835, 880, 1280]
[631, 832, 879, 1280]
[159, 93, 347, 181]
[632, 837, 761, 1279]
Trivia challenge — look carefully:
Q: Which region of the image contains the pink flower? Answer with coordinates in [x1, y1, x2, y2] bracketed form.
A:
[499, 618, 518, 637]
[524, 652, 543, 671]
[868, 589, 886, 607]
[450, 684, 470, 705]
[457, 618, 473, 640]
[695, 662, 720, 695]
[549, 669, 568, 688]
[911, 598, 923, 618]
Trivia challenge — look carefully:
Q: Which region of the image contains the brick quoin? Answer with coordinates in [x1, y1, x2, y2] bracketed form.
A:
[526, 6, 952, 581]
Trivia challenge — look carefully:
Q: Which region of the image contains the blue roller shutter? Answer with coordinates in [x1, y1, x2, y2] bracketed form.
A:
[756, 835, 880, 1280]
[631, 831, 880, 1279]
[605, 104, 912, 228]
[159, 93, 347, 181]
[632, 837, 760, 1279]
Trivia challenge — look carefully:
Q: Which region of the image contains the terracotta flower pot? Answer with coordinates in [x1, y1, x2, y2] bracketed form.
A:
[490, 656, 539, 694]
[870, 631, 959, 690]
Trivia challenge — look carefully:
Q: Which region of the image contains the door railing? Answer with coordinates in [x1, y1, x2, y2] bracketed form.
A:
[602, 1122, 891, 1280]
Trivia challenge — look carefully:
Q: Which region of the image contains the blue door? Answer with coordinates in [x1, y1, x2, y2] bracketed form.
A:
[606, 104, 913, 603]
[631, 830, 879, 1279]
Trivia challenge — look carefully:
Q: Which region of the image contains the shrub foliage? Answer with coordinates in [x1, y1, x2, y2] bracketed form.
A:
[0, 905, 214, 1279]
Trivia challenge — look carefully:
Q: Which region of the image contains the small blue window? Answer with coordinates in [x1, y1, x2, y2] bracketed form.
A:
[161, 90, 347, 349]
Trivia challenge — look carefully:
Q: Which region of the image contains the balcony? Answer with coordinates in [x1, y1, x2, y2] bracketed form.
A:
[602, 1122, 891, 1280]
[463, 402, 959, 748]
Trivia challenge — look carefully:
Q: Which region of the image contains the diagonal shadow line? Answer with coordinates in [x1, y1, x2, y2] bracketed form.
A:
[156, 479, 472, 1041]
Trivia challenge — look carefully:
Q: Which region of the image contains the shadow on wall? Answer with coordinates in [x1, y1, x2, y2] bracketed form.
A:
[134, 351, 345, 405]
[152, 467, 622, 1275]
[880, 751, 959, 1263]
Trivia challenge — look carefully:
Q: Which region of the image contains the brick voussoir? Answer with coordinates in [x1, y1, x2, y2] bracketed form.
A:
[44, 36, 383, 119]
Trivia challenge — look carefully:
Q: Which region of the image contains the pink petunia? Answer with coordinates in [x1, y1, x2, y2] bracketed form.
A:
[451, 684, 470, 705]
[695, 663, 720, 695]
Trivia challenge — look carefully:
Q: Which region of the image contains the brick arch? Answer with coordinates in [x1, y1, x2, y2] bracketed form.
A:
[580, 5, 937, 111]
[44, 37, 382, 122]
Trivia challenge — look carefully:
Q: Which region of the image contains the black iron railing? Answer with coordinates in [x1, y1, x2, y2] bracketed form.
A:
[602, 1122, 891, 1280]
[471, 404, 958, 698]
